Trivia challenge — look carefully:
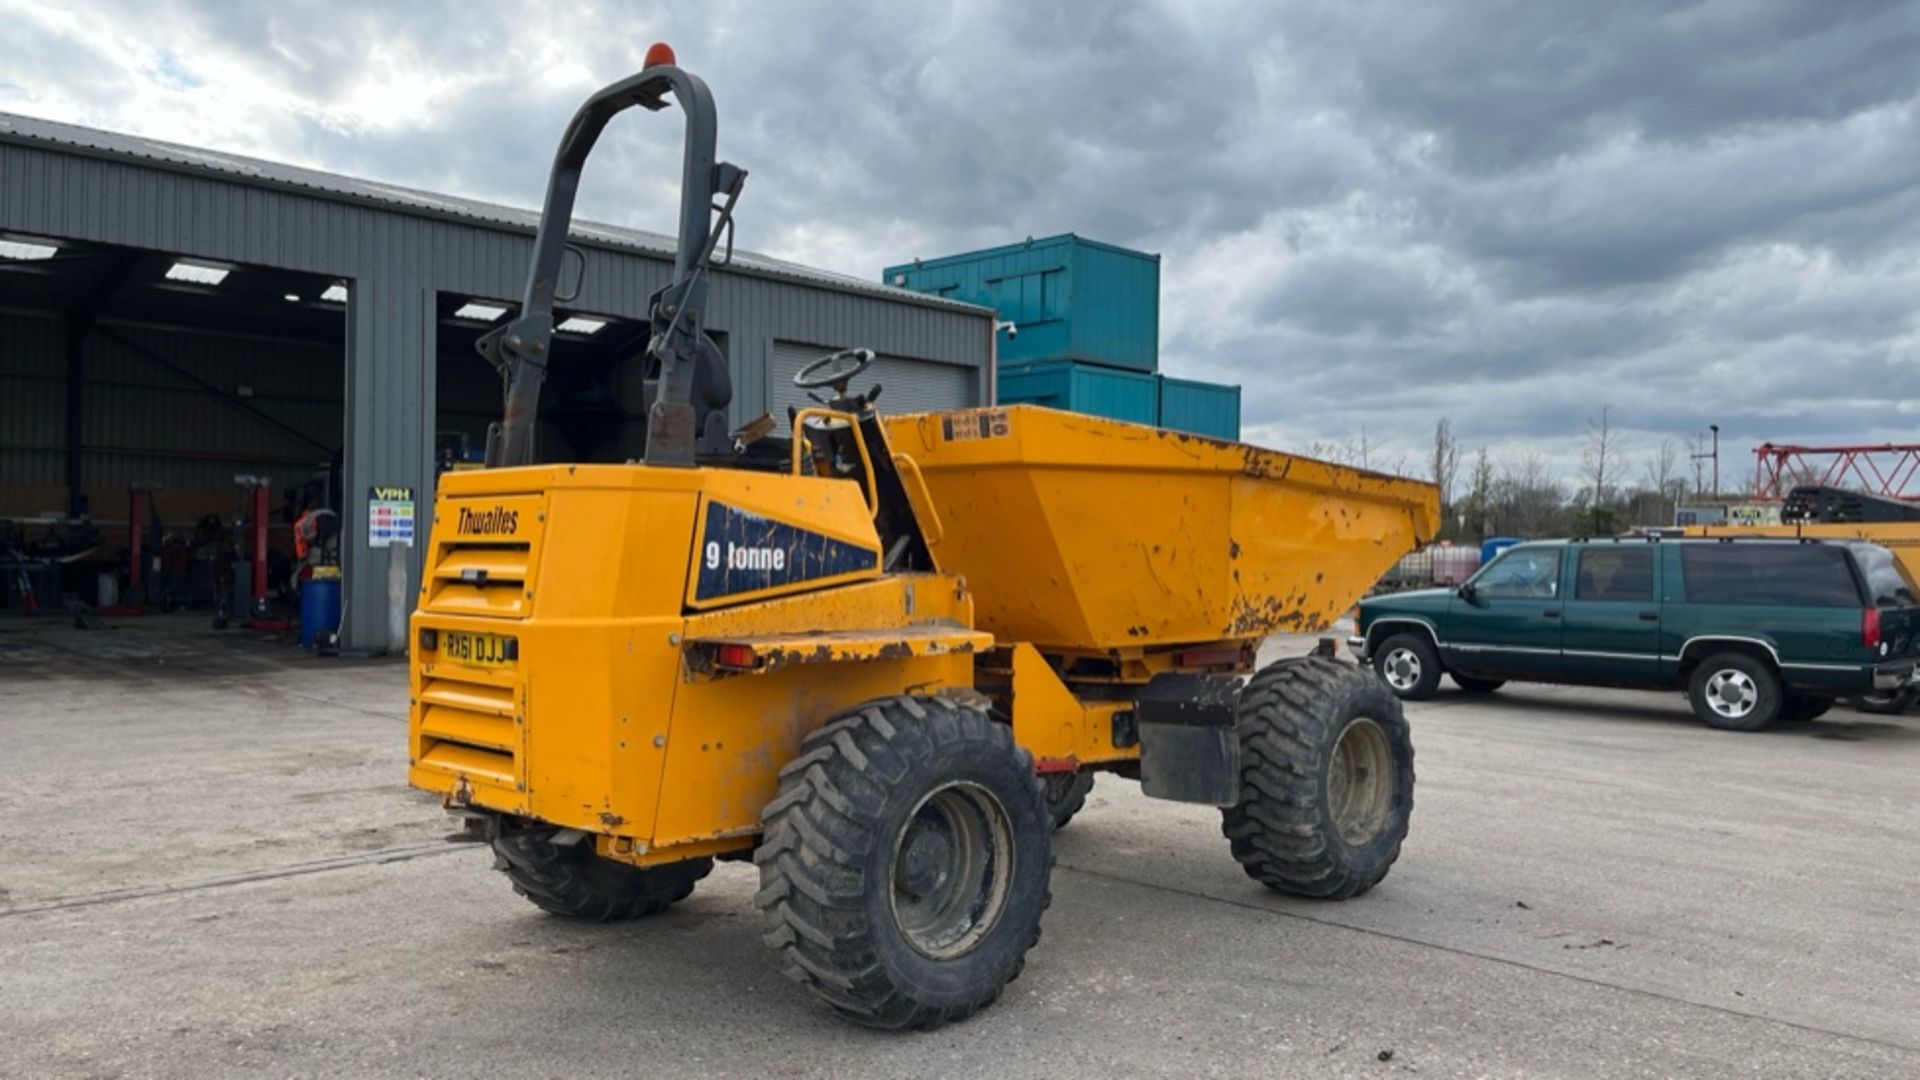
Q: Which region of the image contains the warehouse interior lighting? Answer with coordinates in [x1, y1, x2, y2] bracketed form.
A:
[284, 293, 301, 302]
[165, 260, 230, 285]
[557, 316, 609, 335]
[0, 238, 60, 260]
[454, 301, 509, 322]
[320, 284, 349, 303]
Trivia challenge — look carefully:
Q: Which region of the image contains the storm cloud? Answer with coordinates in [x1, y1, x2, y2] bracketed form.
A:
[4, 0, 1916, 484]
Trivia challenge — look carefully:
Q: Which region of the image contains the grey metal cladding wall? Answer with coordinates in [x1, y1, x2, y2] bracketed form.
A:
[0, 312, 66, 487]
[1, 310, 340, 496]
[84, 326, 340, 479]
[0, 138, 991, 647]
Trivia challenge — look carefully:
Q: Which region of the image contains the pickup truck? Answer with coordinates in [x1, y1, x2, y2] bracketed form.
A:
[1349, 536, 1920, 731]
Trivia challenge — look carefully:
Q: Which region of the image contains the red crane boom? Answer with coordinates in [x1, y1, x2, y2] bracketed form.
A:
[1753, 442, 1920, 501]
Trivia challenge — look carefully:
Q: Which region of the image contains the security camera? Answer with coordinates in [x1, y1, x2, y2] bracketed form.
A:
[996, 319, 1018, 340]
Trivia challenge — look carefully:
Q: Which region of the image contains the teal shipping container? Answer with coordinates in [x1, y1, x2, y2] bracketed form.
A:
[997, 359, 1159, 425]
[883, 234, 1160, 371]
[1157, 376, 1241, 440]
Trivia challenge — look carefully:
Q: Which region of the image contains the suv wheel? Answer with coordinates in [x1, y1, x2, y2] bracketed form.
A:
[1373, 632, 1442, 700]
[1687, 652, 1782, 732]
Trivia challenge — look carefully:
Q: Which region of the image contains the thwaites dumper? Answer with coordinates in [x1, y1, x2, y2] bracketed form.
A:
[409, 48, 1440, 1030]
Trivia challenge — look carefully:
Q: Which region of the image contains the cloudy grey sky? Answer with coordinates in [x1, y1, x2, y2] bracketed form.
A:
[4, 0, 1917, 486]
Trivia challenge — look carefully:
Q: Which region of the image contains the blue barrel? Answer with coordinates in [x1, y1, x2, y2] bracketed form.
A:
[299, 571, 343, 648]
[1481, 536, 1524, 564]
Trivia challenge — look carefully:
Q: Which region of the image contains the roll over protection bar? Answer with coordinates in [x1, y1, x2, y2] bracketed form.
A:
[480, 56, 746, 468]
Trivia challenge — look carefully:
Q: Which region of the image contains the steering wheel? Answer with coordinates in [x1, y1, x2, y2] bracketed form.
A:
[792, 348, 874, 395]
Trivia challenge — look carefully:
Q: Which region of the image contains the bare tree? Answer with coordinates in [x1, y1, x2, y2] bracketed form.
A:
[1430, 417, 1461, 512]
[1496, 450, 1565, 537]
[1351, 427, 1377, 472]
[1581, 404, 1621, 510]
[1641, 439, 1680, 524]
[1460, 445, 1494, 538]
[1307, 427, 1408, 478]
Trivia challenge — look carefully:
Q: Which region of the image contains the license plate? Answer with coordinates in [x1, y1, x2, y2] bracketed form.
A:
[441, 630, 516, 669]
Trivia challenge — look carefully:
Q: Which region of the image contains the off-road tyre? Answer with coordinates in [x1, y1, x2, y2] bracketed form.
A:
[492, 829, 712, 921]
[1855, 688, 1914, 716]
[1373, 632, 1442, 700]
[1687, 652, 1782, 732]
[1450, 673, 1505, 694]
[1778, 694, 1834, 723]
[1043, 771, 1095, 829]
[755, 695, 1052, 1030]
[1222, 657, 1415, 900]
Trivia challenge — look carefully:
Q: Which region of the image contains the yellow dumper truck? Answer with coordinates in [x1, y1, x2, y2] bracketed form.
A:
[407, 49, 1439, 1029]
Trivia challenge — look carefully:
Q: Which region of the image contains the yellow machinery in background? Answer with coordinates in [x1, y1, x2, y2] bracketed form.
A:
[1684, 522, 1920, 584]
[408, 48, 1438, 1030]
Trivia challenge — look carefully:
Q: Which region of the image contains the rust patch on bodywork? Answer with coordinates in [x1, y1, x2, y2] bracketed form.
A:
[682, 625, 992, 679]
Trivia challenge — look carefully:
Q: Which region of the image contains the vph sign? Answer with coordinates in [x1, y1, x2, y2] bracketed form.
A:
[368, 486, 416, 548]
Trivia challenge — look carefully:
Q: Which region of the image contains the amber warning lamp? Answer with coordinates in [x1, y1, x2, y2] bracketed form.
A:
[644, 42, 677, 67]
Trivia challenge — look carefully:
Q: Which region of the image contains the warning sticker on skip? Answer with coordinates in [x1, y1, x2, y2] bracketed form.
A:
[941, 410, 1012, 443]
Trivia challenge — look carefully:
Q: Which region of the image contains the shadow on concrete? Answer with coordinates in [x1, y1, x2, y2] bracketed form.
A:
[1425, 685, 1920, 743]
[0, 612, 402, 683]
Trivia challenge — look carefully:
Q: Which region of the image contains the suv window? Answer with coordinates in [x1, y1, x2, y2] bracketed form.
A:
[1848, 542, 1918, 606]
[1680, 544, 1862, 607]
[1473, 547, 1562, 599]
[1576, 547, 1655, 602]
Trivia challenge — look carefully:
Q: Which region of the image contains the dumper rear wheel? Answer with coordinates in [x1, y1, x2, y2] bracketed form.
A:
[755, 695, 1052, 1030]
[492, 829, 712, 921]
[1043, 771, 1095, 829]
[1222, 657, 1414, 900]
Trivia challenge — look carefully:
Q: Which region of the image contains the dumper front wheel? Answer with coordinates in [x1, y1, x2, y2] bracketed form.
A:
[492, 828, 712, 921]
[755, 695, 1052, 1030]
[1043, 771, 1095, 829]
[1222, 657, 1414, 900]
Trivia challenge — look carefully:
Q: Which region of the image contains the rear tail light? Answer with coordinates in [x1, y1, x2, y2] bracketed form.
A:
[715, 643, 760, 670]
[1863, 607, 1882, 649]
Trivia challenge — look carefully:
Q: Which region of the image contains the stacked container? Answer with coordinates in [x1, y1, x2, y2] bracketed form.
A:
[883, 235, 1241, 439]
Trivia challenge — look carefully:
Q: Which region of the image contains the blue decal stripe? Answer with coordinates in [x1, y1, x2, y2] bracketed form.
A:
[694, 500, 878, 601]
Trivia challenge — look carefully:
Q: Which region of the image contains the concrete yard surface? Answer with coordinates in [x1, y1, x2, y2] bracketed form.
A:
[2, 616, 1918, 1078]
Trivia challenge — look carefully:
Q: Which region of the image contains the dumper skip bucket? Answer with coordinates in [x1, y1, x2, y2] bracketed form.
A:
[884, 406, 1439, 652]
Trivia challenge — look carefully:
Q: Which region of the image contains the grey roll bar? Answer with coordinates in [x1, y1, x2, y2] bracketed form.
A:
[480, 55, 745, 469]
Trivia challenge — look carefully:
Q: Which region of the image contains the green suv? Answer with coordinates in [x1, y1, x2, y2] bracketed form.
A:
[1349, 537, 1919, 730]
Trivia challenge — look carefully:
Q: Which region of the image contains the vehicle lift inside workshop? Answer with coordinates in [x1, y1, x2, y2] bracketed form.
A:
[213, 475, 282, 632]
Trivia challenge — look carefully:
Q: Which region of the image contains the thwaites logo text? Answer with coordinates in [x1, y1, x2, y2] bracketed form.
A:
[693, 500, 877, 601]
[457, 505, 519, 536]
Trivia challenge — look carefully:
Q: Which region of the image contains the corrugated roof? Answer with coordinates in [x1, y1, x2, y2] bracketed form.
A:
[0, 111, 987, 315]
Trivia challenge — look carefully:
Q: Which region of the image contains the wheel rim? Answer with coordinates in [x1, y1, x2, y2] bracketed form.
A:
[1328, 718, 1395, 846]
[1381, 647, 1423, 691]
[1705, 669, 1759, 719]
[889, 781, 1014, 959]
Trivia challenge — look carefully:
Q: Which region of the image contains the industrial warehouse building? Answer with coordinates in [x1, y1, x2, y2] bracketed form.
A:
[0, 112, 995, 648]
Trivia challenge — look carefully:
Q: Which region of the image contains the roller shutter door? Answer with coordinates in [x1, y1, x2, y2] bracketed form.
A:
[769, 341, 975, 431]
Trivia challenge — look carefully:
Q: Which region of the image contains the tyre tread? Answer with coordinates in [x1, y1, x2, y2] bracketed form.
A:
[1220, 656, 1415, 900]
[755, 694, 1051, 1030]
[492, 832, 712, 921]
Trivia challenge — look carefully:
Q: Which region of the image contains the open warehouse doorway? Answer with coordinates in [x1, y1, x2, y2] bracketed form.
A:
[433, 293, 694, 470]
[0, 231, 348, 633]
